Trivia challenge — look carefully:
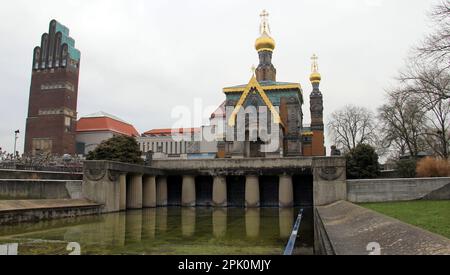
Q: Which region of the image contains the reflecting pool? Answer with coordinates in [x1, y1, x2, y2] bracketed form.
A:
[0, 208, 313, 255]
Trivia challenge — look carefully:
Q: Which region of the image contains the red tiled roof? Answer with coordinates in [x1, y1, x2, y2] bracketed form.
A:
[143, 128, 200, 137]
[77, 117, 139, 137]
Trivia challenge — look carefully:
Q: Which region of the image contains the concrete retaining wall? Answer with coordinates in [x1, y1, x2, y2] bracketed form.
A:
[0, 180, 83, 200]
[347, 177, 450, 203]
[0, 169, 82, 180]
[0, 204, 101, 225]
[314, 208, 336, 255]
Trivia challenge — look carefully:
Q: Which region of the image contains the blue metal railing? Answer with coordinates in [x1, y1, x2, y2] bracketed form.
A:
[283, 209, 304, 255]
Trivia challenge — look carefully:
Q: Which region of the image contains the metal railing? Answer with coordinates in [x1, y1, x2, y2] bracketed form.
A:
[283, 209, 304, 256]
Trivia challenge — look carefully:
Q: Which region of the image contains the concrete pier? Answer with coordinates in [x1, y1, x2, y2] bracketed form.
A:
[182, 176, 196, 207]
[245, 175, 260, 208]
[127, 174, 143, 210]
[119, 174, 127, 211]
[213, 176, 227, 207]
[156, 176, 168, 207]
[143, 176, 156, 208]
[279, 175, 294, 208]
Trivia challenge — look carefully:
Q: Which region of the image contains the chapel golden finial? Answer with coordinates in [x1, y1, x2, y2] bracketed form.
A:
[259, 10, 271, 35]
[310, 54, 322, 84]
[255, 10, 276, 52]
[251, 64, 256, 76]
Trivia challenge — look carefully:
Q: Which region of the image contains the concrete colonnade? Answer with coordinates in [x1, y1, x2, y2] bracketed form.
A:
[120, 173, 295, 210]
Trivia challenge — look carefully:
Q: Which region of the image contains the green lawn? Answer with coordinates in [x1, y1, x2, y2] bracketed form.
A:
[361, 200, 450, 239]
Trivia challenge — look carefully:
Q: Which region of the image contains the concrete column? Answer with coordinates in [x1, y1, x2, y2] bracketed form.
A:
[143, 176, 156, 208]
[156, 176, 168, 207]
[245, 175, 260, 208]
[245, 208, 261, 238]
[119, 174, 127, 211]
[127, 174, 143, 210]
[181, 208, 196, 237]
[279, 175, 294, 208]
[182, 175, 196, 207]
[213, 208, 227, 238]
[213, 176, 227, 207]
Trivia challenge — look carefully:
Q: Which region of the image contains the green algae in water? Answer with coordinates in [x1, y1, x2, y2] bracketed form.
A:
[0, 208, 313, 255]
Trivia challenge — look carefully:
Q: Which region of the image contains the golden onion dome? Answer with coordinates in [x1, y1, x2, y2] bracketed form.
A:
[255, 31, 276, 52]
[310, 54, 321, 83]
[310, 72, 322, 83]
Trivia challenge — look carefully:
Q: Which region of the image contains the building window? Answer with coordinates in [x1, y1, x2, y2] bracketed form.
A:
[64, 117, 71, 127]
[157, 143, 163, 153]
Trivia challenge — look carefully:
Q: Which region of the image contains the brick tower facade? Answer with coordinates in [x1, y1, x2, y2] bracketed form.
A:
[309, 55, 326, 156]
[24, 20, 81, 156]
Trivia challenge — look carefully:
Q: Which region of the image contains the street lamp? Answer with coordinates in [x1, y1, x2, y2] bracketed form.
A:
[14, 130, 20, 159]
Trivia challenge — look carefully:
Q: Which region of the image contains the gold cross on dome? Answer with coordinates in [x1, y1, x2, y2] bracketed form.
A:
[259, 10, 271, 34]
[260, 10, 269, 21]
[311, 54, 319, 73]
[251, 65, 256, 75]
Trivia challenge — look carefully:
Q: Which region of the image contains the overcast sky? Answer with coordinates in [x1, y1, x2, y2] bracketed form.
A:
[0, 0, 440, 154]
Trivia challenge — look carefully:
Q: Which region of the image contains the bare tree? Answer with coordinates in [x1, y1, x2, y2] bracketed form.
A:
[420, 79, 450, 159]
[380, 0, 450, 159]
[418, 0, 450, 65]
[327, 105, 377, 153]
[398, 61, 450, 158]
[378, 89, 428, 158]
[399, 62, 450, 103]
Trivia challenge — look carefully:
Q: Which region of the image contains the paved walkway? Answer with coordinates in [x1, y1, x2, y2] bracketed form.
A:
[316, 201, 450, 255]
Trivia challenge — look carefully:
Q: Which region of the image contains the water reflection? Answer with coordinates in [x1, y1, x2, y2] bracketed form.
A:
[0, 207, 313, 255]
[156, 208, 167, 233]
[142, 209, 156, 240]
[212, 209, 227, 238]
[245, 208, 260, 238]
[126, 211, 142, 244]
[181, 208, 196, 237]
[279, 208, 294, 239]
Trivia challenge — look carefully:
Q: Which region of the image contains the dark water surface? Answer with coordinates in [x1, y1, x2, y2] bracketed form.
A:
[0, 207, 313, 255]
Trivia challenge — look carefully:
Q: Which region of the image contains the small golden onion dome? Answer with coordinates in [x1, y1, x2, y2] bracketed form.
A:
[310, 72, 322, 83]
[255, 32, 276, 52]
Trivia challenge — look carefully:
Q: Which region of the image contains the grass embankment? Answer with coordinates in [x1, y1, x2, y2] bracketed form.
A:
[361, 200, 450, 239]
